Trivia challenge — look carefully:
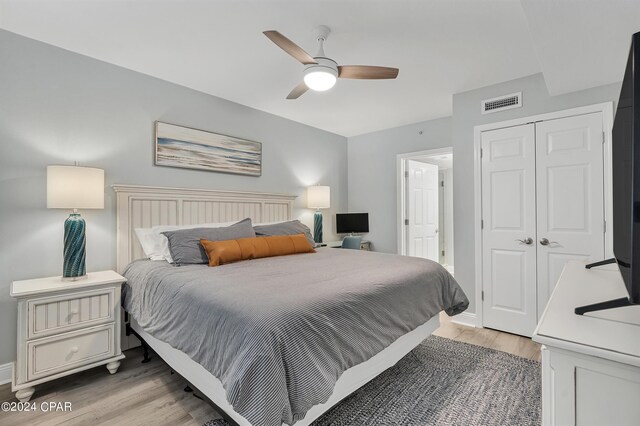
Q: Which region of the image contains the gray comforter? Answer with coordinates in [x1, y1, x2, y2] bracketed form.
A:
[123, 248, 468, 426]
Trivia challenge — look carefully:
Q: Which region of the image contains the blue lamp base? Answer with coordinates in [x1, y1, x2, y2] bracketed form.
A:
[313, 210, 323, 244]
[63, 213, 87, 281]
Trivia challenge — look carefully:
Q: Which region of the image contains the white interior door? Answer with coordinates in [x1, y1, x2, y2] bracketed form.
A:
[481, 124, 538, 336]
[407, 160, 439, 261]
[438, 171, 445, 264]
[535, 112, 605, 317]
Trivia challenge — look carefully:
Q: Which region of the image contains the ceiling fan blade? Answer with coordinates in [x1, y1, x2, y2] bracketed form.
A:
[286, 82, 309, 100]
[338, 65, 399, 79]
[263, 31, 318, 65]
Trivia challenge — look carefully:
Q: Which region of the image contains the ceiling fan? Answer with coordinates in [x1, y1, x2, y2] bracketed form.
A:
[263, 25, 399, 99]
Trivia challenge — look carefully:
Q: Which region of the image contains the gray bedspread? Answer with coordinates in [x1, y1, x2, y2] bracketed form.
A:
[123, 248, 468, 426]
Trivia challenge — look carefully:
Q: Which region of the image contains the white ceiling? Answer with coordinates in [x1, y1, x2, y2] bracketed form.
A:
[0, 0, 637, 137]
[520, 0, 640, 96]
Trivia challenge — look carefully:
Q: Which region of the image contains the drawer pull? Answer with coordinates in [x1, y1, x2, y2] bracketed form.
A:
[70, 346, 79, 354]
[70, 310, 79, 316]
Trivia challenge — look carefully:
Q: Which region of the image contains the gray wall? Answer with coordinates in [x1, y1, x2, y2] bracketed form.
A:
[452, 73, 621, 314]
[348, 118, 452, 254]
[0, 30, 347, 365]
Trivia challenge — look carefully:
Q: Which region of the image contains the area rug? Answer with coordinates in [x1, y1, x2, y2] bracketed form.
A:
[203, 335, 541, 426]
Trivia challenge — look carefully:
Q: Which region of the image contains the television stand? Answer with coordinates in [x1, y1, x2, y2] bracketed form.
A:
[533, 261, 640, 426]
[577, 258, 636, 315]
[585, 258, 616, 269]
[575, 296, 633, 315]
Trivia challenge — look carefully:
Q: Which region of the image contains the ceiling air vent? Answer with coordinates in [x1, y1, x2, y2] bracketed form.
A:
[481, 92, 522, 114]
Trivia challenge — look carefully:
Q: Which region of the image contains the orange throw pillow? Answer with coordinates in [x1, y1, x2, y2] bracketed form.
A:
[200, 233, 316, 267]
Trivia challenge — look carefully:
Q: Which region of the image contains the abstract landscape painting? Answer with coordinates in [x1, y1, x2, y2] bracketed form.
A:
[155, 122, 262, 176]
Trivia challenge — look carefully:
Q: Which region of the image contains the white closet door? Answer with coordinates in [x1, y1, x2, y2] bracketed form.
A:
[481, 124, 538, 336]
[535, 112, 605, 318]
[407, 160, 439, 261]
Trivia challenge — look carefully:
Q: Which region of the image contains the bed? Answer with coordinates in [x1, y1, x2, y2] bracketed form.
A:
[114, 184, 468, 426]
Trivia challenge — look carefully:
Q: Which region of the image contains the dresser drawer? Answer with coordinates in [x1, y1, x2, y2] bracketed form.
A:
[27, 324, 116, 381]
[27, 287, 116, 339]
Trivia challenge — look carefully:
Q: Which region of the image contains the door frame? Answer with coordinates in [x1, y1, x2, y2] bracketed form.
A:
[473, 102, 614, 329]
[397, 147, 453, 256]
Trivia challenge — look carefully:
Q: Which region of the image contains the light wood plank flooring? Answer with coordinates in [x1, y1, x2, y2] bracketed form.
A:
[433, 312, 541, 362]
[0, 314, 540, 426]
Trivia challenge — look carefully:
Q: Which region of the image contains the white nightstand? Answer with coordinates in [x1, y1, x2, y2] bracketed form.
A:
[10, 271, 126, 402]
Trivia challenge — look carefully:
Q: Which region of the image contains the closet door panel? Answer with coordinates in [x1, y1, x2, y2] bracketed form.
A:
[481, 124, 538, 336]
[535, 112, 605, 318]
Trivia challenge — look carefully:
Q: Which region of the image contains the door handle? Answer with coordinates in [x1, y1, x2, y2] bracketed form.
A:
[515, 238, 533, 245]
[540, 238, 550, 246]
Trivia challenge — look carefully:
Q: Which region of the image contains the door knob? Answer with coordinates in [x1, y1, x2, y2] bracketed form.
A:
[540, 238, 550, 246]
[515, 238, 533, 245]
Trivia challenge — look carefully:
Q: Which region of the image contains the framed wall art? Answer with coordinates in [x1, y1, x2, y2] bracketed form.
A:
[155, 121, 262, 176]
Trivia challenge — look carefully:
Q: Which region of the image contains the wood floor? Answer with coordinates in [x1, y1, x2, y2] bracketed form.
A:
[0, 314, 540, 426]
[433, 312, 541, 362]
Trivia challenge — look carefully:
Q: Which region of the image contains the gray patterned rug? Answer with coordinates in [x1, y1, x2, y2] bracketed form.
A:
[203, 336, 541, 426]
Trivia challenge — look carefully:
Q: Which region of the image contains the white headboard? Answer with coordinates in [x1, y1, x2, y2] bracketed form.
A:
[112, 184, 296, 272]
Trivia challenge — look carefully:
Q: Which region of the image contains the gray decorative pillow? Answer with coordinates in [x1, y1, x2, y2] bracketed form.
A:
[253, 220, 314, 246]
[162, 218, 255, 264]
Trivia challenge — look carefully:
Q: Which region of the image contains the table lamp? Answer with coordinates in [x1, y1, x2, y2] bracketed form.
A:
[47, 165, 105, 280]
[307, 185, 330, 244]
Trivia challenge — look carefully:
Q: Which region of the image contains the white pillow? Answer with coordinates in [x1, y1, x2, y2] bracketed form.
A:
[135, 221, 238, 263]
[134, 228, 165, 261]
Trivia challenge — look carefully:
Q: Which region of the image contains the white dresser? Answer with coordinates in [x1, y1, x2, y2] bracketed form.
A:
[532, 261, 640, 426]
[10, 271, 126, 402]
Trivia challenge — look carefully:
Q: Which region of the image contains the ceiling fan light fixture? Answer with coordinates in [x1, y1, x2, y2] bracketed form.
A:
[304, 68, 337, 91]
[263, 27, 399, 99]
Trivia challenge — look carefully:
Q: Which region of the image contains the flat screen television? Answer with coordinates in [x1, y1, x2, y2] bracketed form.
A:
[336, 213, 369, 234]
[613, 31, 640, 304]
[577, 31, 640, 314]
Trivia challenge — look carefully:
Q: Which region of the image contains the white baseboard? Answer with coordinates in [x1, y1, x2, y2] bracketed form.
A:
[451, 312, 477, 328]
[0, 362, 12, 385]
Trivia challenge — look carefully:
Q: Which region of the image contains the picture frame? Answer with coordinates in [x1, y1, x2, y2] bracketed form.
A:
[154, 121, 262, 177]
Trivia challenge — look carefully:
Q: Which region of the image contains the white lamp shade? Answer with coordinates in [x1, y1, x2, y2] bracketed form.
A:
[47, 165, 105, 209]
[307, 185, 330, 209]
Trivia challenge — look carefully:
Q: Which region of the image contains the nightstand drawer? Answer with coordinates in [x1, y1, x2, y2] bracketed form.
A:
[27, 287, 116, 339]
[27, 324, 116, 381]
